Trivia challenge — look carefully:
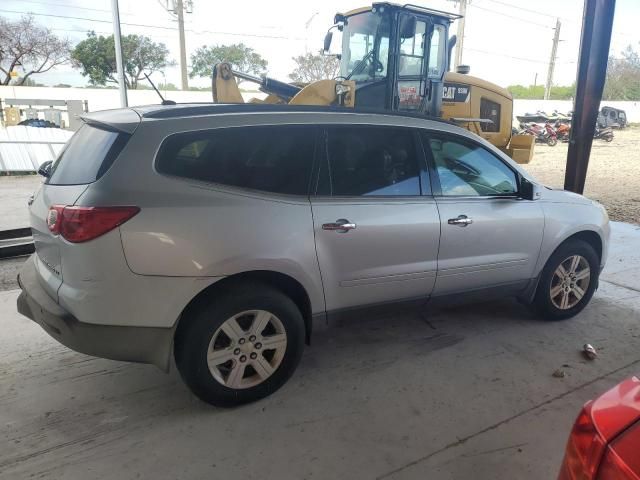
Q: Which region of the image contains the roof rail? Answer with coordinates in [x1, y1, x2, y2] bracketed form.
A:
[140, 103, 456, 125]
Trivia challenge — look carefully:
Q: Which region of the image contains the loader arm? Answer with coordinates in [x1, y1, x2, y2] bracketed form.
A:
[211, 62, 355, 107]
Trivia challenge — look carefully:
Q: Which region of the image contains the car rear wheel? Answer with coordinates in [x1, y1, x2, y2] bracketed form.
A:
[533, 239, 599, 320]
[175, 283, 305, 407]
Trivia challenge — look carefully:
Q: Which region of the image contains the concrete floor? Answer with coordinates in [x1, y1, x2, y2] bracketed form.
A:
[0, 175, 41, 231]
[1, 223, 639, 480]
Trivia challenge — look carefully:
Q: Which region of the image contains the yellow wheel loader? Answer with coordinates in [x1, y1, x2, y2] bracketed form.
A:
[211, 2, 534, 163]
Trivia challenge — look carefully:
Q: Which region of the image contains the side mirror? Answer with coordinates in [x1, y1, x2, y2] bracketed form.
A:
[38, 160, 53, 178]
[323, 31, 333, 53]
[520, 177, 541, 201]
[399, 16, 416, 39]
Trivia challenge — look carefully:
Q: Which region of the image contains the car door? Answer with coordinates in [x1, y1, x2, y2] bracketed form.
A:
[310, 124, 441, 312]
[420, 131, 545, 295]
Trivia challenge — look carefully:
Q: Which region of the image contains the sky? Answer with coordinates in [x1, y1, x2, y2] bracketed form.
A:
[1, 0, 639, 89]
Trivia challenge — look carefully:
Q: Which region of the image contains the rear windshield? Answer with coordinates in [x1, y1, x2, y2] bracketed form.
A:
[47, 124, 129, 185]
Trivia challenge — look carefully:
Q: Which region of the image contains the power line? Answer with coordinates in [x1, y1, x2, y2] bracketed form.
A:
[11, 0, 123, 15]
[469, 3, 553, 29]
[479, 0, 577, 23]
[0, 8, 304, 40]
[465, 47, 550, 64]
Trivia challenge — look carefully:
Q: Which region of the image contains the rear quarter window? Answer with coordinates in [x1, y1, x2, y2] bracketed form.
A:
[155, 125, 316, 196]
[47, 124, 130, 186]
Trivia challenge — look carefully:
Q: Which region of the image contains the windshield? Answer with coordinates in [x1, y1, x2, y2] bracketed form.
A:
[340, 11, 390, 82]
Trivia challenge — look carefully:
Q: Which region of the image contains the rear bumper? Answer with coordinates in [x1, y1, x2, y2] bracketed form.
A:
[17, 255, 173, 371]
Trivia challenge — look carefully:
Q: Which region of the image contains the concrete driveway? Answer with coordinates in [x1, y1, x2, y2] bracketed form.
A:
[1, 223, 639, 480]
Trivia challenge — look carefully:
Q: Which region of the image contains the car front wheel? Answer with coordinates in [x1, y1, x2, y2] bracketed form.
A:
[533, 239, 599, 320]
[175, 283, 305, 407]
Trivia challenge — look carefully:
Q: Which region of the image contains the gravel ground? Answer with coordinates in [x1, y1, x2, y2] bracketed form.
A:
[526, 126, 640, 225]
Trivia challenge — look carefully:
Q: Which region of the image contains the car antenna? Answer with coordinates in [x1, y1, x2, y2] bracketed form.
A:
[144, 72, 176, 105]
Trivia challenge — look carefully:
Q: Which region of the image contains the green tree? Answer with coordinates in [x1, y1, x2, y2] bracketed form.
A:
[0, 15, 70, 85]
[71, 32, 173, 89]
[604, 44, 640, 100]
[189, 43, 267, 81]
[289, 50, 339, 83]
[507, 84, 575, 100]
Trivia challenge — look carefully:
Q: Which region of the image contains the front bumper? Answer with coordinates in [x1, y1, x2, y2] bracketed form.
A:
[17, 255, 173, 370]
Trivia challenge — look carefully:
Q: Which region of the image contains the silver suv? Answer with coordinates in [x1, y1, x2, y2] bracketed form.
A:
[17, 105, 610, 406]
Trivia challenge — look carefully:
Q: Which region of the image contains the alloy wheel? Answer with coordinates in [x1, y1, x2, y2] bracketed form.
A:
[206, 310, 287, 389]
[550, 255, 591, 310]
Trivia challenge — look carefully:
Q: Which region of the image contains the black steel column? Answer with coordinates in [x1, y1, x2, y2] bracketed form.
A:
[564, 0, 616, 193]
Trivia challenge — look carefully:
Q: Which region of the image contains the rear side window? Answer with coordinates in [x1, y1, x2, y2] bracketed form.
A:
[156, 125, 316, 196]
[48, 124, 129, 185]
[480, 98, 501, 133]
[320, 126, 423, 196]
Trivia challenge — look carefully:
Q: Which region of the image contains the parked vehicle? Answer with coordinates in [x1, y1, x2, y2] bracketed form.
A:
[520, 122, 558, 146]
[517, 110, 572, 125]
[598, 106, 627, 129]
[594, 125, 614, 142]
[555, 121, 571, 143]
[211, 3, 535, 164]
[17, 104, 610, 407]
[558, 376, 640, 479]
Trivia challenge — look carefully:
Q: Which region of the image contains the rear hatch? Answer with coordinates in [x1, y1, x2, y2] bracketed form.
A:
[29, 109, 139, 301]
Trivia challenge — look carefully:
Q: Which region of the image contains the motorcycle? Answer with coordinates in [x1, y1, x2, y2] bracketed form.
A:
[519, 122, 558, 146]
[593, 126, 614, 142]
[554, 121, 571, 143]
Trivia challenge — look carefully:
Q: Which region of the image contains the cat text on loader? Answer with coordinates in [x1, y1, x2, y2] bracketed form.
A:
[211, 2, 534, 164]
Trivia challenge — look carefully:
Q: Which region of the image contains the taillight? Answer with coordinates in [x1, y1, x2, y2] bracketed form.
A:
[46, 205, 65, 234]
[558, 404, 607, 480]
[47, 205, 140, 243]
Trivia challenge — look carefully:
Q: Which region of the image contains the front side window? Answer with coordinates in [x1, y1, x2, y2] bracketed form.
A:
[156, 125, 315, 196]
[480, 98, 501, 133]
[340, 11, 390, 82]
[322, 126, 422, 196]
[399, 19, 426, 77]
[424, 133, 518, 196]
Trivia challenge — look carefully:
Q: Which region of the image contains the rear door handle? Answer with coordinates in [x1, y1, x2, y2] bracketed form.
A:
[322, 219, 357, 233]
[448, 215, 473, 227]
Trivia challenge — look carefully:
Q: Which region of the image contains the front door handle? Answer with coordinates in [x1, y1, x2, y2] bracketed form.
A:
[322, 219, 357, 233]
[448, 215, 473, 227]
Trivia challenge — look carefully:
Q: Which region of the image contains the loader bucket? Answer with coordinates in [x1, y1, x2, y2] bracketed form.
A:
[504, 134, 535, 164]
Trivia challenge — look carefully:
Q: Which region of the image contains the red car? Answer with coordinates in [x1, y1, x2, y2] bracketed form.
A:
[558, 376, 640, 479]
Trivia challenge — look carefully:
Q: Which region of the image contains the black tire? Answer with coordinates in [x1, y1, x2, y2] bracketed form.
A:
[174, 283, 305, 407]
[532, 239, 599, 320]
[547, 136, 558, 147]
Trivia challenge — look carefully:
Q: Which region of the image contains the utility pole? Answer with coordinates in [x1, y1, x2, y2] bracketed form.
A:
[304, 11, 319, 53]
[545, 18, 561, 100]
[111, 0, 128, 107]
[453, 0, 468, 69]
[176, 0, 189, 90]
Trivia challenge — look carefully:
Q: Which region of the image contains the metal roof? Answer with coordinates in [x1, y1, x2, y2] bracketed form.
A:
[0, 126, 72, 173]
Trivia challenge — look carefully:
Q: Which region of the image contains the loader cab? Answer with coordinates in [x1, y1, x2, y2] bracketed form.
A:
[328, 3, 459, 116]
